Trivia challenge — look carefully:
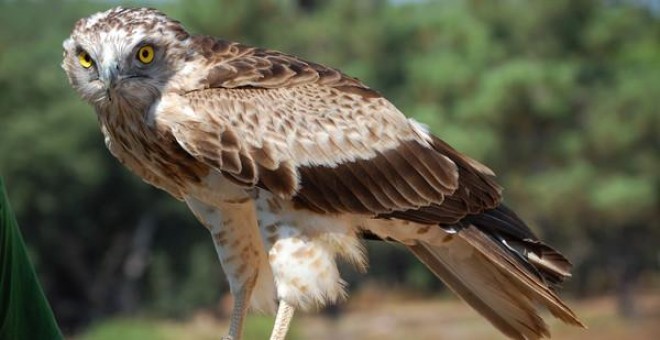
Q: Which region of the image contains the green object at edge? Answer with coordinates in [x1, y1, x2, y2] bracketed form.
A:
[0, 177, 64, 340]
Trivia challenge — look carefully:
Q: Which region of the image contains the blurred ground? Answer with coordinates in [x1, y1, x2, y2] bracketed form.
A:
[78, 292, 660, 340]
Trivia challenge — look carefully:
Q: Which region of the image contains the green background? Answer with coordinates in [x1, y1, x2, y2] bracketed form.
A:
[0, 0, 657, 338]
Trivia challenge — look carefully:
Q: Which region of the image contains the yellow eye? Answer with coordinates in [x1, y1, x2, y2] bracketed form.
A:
[78, 51, 93, 68]
[137, 45, 155, 64]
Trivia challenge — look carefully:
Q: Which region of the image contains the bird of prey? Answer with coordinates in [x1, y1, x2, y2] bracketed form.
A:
[62, 7, 584, 340]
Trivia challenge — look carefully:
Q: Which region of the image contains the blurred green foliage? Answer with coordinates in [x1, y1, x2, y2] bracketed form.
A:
[0, 0, 658, 334]
[79, 318, 168, 340]
[78, 314, 299, 340]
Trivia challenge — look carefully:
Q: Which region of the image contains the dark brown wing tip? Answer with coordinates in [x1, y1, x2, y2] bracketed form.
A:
[431, 135, 498, 177]
[524, 239, 574, 281]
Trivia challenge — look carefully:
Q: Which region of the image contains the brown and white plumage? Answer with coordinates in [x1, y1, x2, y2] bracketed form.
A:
[62, 7, 584, 339]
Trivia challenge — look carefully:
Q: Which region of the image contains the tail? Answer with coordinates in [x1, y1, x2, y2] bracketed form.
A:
[407, 206, 585, 339]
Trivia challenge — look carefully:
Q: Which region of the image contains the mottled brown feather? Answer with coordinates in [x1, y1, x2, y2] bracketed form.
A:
[170, 122, 258, 187]
[191, 36, 378, 97]
[174, 36, 501, 223]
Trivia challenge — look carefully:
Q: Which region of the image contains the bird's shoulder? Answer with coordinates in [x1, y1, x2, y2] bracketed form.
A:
[185, 35, 380, 97]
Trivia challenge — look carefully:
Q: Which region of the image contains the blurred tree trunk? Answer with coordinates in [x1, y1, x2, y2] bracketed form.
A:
[616, 266, 639, 319]
[118, 214, 156, 313]
[614, 223, 647, 319]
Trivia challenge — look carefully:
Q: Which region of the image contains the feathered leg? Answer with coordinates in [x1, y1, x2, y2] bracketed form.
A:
[269, 300, 295, 340]
[185, 196, 267, 340]
[224, 275, 256, 340]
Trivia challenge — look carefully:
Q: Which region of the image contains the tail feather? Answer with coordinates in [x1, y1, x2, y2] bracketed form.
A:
[408, 225, 584, 339]
[409, 241, 548, 340]
[519, 239, 573, 285]
[462, 205, 573, 286]
[458, 227, 584, 326]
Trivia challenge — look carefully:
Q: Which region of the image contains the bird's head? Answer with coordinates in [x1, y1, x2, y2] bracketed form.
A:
[62, 7, 191, 112]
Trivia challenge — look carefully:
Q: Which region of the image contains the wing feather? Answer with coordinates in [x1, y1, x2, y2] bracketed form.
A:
[166, 36, 500, 223]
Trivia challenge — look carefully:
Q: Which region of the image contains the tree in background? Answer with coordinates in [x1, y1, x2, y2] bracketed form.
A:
[0, 0, 657, 333]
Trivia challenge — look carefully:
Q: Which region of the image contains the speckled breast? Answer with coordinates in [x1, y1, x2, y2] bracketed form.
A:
[103, 115, 210, 191]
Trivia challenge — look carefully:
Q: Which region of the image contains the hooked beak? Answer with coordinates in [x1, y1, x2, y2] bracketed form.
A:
[100, 62, 120, 90]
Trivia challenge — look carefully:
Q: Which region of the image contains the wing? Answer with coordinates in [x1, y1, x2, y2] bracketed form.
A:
[168, 36, 500, 224]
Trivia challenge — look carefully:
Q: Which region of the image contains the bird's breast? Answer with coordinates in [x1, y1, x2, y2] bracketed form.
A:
[100, 109, 210, 192]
